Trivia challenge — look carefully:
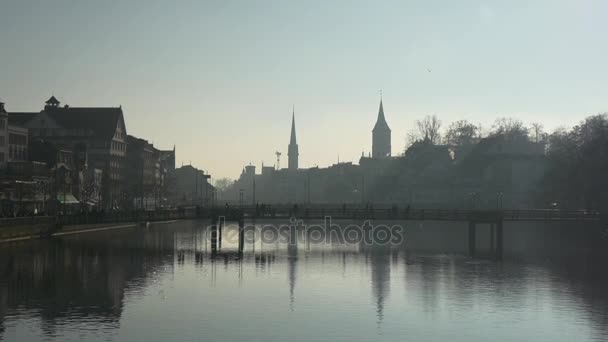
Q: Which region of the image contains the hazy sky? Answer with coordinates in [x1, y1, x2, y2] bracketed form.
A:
[1, 0, 608, 179]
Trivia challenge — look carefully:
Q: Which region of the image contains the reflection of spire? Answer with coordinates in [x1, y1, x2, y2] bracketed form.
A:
[287, 237, 298, 311]
[369, 249, 391, 325]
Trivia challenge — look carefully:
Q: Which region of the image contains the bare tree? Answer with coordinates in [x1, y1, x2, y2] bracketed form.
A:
[491, 117, 529, 140]
[416, 115, 442, 144]
[444, 120, 480, 146]
[213, 177, 233, 192]
[403, 130, 419, 152]
[530, 122, 545, 143]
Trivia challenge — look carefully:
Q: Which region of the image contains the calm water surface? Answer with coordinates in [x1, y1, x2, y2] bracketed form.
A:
[1, 220, 607, 341]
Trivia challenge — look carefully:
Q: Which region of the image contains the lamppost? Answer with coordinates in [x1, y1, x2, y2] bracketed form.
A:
[239, 189, 244, 208]
[306, 171, 311, 204]
[361, 175, 365, 204]
[211, 188, 217, 208]
[252, 177, 256, 206]
[193, 169, 198, 206]
[203, 173, 211, 207]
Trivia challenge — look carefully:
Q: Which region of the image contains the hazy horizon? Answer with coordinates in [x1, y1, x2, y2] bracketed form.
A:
[2, 0, 608, 179]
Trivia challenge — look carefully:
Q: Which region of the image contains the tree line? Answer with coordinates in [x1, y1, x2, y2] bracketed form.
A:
[406, 113, 608, 210]
[405, 115, 547, 149]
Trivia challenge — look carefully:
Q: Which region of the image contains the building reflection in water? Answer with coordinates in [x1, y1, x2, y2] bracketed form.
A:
[0, 223, 178, 339]
[287, 232, 298, 311]
[1, 220, 608, 341]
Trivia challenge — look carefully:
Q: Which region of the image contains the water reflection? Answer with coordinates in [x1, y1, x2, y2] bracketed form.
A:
[0, 220, 607, 341]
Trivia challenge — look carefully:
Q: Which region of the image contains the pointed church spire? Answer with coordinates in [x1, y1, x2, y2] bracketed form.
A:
[372, 97, 391, 158]
[373, 99, 389, 132]
[288, 105, 299, 170]
[290, 105, 297, 145]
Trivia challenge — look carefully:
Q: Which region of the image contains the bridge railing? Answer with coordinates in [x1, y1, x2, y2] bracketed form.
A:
[6, 207, 592, 226]
[239, 206, 601, 222]
[0, 216, 56, 228]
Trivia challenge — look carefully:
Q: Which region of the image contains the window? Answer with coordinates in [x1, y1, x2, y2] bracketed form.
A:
[0, 119, 5, 129]
[0, 136, 4, 147]
[9, 133, 26, 145]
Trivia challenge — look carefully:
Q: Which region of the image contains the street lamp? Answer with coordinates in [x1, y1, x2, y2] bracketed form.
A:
[211, 188, 217, 208]
[360, 175, 365, 204]
[203, 173, 211, 206]
[239, 189, 244, 208]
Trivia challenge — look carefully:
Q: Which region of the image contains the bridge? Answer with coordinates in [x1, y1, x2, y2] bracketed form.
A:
[1, 206, 602, 260]
[207, 206, 602, 260]
[229, 206, 601, 222]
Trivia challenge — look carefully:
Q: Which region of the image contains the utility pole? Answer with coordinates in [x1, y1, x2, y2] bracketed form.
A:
[361, 175, 365, 204]
[194, 168, 198, 206]
[252, 177, 256, 205]
[239, 189, 244, 208]
[203, 173, 211, 206]
[307, 171, 311, 204]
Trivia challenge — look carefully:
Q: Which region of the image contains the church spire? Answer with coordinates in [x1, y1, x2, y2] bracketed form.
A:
[290, 105, 297, 145]
[372, 98, 391, 158]
[288, 105, 299, 170]
[373, 99, 389, 132]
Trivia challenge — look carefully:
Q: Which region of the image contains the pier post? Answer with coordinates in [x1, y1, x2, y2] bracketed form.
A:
[468, 221, 476, 257]
[238, 218, 245, 254]
[490, 223, 495, 253]
[211, 224, 218, 253]
[218, 216, 223, 249]
[496, 220, 503, 260]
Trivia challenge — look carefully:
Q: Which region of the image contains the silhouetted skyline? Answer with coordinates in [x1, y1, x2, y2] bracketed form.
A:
[2, 1, 608, 178]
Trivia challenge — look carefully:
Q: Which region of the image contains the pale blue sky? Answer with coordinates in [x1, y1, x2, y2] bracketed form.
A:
[1, 0, 607, 179]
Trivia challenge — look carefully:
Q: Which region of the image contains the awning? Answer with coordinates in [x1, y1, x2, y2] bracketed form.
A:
[57, 193, 80, 204]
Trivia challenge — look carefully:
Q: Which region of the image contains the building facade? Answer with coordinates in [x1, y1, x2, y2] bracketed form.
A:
[11, 96, 128, 209]
[0, 102, 8, 164]
[172, 165, 213, 206]
[7, 124, 28, 162]
[125, 135, 166, 209]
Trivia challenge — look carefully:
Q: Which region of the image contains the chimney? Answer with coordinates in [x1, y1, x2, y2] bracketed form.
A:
[0, 102, 6, 114]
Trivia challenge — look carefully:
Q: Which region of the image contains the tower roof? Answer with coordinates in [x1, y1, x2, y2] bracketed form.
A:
[373, 99, 390, 132]
[290, 107, 297, 145]
[46, 96, 60, 105]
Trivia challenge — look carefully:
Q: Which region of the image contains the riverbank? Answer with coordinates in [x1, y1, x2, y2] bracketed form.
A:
[0, 218, 181, 244]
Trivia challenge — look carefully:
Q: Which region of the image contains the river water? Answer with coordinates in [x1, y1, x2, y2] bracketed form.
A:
[1, 219, 607, 341]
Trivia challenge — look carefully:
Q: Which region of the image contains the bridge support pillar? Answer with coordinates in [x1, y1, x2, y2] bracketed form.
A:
[218, 217, 223, 249]
[496, 221, 503, 260]
[490, 223, 495, 253]
[211, 216, 224, 252]
[468, 221, 476, 257]
[238, 219, 245, 254]
[211, 224, 218, 254]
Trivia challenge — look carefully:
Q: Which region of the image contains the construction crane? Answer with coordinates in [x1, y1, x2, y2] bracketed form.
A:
[275, 151, 282, 170]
